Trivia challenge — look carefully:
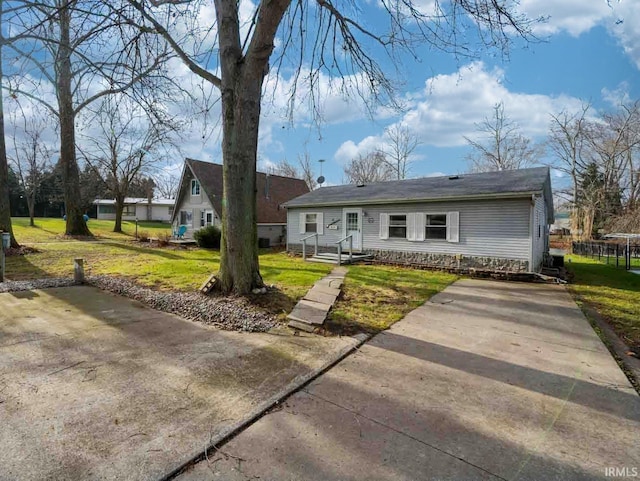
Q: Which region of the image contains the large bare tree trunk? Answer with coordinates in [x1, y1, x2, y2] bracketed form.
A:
[0, 33, 18, 248]
[214, 0, 288, 294]
[57, 3, 91, 237]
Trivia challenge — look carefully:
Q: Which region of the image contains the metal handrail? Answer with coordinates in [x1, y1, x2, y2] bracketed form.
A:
[301, 232, 319, 260]
[335, 234, 353, 266]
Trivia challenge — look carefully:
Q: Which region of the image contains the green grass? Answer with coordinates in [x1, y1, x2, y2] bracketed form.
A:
[566, 254, 640, 349]
[7, 217, 457, 331]
[328, 265, 458, 334]
[11, 217, 171, 243]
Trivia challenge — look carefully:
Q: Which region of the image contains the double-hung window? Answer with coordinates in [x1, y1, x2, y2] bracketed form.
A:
[380, 211, 458, 242]
[180, 210, 192, 226]
[191, 179, 200, 196]
[299, 212, 324, 235]
[305, 213, 318, 233]
[425, 214, 447, 240]
[388, 215, 407, 238]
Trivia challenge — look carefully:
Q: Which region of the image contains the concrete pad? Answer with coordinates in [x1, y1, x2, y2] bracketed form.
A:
[178, 279, 640, 481]
[303, 289, 338, 305]
[0, 286, 359, 480]
[287, 299, 330, 325]
[311, 283, 341, 297]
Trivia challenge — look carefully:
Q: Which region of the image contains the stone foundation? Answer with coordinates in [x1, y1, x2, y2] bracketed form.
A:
[362, 249, 529, 272]
[288, 243, 529, 273]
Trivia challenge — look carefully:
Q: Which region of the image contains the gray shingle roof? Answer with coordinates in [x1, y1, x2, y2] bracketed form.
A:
[284, 167, 552, 208]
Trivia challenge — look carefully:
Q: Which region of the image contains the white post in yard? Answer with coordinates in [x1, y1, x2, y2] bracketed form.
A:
[74, 258, 85, 284]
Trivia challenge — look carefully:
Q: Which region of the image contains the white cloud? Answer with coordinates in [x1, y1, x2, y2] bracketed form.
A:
[403, 62, 581, 146]
[608, 0, 640, 69]
[334, 61, 585, 162]
[518, 0, 640, 68]
[334, 135, 384, 164]
[519, 0, 611, 37]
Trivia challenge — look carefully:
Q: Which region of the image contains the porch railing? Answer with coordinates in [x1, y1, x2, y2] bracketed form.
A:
[335, 234, 353, 266]
[301, 233, 319, 260]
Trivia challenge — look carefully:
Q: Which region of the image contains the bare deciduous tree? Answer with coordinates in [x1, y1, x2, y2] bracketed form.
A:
[153, 170, 180, 199]
[4, 0, 172, 236]
[124, 0, 538, 293]
[547, 103, 591, 236]
[9, 113, 52, 226]
[465, 102, 540, 173]
[379, 124, 420, 180]
[344, 151, 393, 185]
[80, 94, 179, 232]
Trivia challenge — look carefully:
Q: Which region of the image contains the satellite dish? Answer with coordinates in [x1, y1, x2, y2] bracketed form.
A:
[317, 175, 325, 185]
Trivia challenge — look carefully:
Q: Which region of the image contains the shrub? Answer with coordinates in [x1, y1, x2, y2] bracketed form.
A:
[138, 230, 150, 242]
[158, 232, 172, 247]
[194, 225, 221, 248]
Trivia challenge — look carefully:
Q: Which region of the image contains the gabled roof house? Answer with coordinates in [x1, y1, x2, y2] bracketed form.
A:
[284, 167, 554, 273]
[172, 159, 309, 245]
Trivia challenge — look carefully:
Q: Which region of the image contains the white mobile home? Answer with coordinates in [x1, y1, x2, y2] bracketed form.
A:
[94, 198, 175, 222]
[284, 167, 554, 273]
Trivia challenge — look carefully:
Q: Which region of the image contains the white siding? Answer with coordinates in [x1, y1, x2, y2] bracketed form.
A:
[288, 207, 345, 247]
[288, 198, 532, 262]
[174, 197, 218, 238]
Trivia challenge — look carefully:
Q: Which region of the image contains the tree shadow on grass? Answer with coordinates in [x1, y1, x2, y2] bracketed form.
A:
[100, 241, 185, 260]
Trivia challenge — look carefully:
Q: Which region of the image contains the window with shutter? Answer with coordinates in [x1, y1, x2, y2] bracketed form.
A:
[389, 215, 407, 238]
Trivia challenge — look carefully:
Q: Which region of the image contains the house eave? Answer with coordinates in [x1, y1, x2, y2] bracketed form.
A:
[284, 191, 543, 209]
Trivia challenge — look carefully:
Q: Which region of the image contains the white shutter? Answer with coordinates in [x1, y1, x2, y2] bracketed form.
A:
[406, 213, 416, 241]
[299, 212, 306, 234]
[415, 213, 425, 241]
[447, 211, 459, 243]
[379, 213, 389, 240]
[317, 212, 324, 235]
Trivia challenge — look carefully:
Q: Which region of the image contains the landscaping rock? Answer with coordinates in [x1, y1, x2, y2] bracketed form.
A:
[0, 278, 77, 293]
[86, 276, 278, 332]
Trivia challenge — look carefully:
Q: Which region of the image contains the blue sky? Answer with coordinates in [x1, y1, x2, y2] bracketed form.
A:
[177, 0, 639, 189]
[4, 0, 639, 194]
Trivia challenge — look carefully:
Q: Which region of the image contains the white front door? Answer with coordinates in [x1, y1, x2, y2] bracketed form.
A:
[343, 208, 362, 251]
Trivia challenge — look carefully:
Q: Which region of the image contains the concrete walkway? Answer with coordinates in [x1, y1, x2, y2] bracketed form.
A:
[178, 279, 640, 481]
[287, 267, 347, 332]
[0, 286, 361, 481]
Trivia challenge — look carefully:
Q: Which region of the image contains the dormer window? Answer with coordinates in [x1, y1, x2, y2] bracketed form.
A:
[191, 179, 200, 196]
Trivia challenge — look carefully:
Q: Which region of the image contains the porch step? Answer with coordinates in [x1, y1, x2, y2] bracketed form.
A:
[287, 266, 347, 332]
[307, 252, 373, 265]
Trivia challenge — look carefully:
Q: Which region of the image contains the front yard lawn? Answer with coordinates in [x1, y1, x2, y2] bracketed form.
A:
[566, 254, 640, 349]
[11, 217, 171, 242]
[6, 219, 457, 332]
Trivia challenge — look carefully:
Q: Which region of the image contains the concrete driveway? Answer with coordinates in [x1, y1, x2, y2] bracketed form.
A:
[178, 279, 640, 481]
[0, 286, 359, 480]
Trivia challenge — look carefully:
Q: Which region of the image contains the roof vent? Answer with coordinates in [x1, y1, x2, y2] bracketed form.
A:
[448, 175, 460, 180]
[357, 183, 366, 188]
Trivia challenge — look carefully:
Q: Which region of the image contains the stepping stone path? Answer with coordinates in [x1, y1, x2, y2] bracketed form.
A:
[287, 266, 347, 332]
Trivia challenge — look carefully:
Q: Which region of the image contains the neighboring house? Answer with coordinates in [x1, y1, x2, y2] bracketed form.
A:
[550, 212, 571, 235]
[94, 198, 175, 222]
[284, 167, 554, 273]
[172, 158, 309, 245]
